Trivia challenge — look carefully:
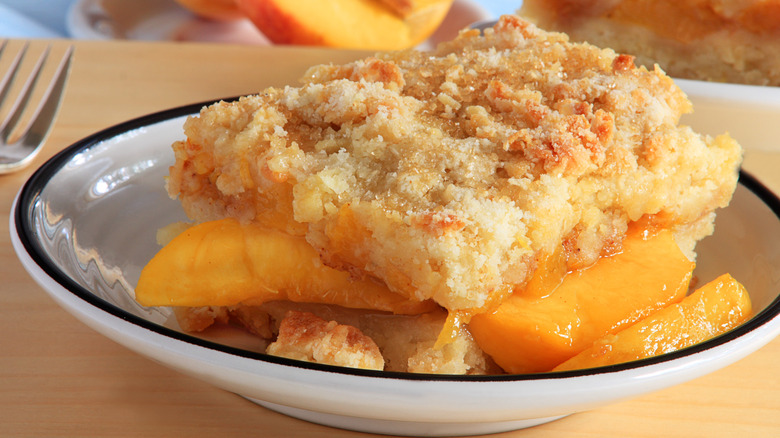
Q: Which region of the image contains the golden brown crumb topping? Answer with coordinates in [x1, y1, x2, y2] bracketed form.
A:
[266, 311, 384, 370]
[168, 15, 741, 312]
[173, 301, 497, 374]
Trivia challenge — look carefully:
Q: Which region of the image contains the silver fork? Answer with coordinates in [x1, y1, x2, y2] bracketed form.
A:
[0, 41, 73, 174]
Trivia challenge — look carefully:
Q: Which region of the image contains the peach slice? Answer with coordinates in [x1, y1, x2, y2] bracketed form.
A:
[554, 273, 752, 371]
[468, 228, 695, 374]
[234, 0, 453, 50]
[135, 218, 437, 315]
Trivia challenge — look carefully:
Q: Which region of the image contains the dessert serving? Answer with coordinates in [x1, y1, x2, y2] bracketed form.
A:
[519, 0, 780, 86]
[135, 15, 749, 375]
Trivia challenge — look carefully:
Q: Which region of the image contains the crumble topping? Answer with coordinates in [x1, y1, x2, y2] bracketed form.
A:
[167, 15, 742, 312]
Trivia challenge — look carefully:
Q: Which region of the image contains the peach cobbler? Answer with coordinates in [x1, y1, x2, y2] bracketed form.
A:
[520, 0, 780, 86]
[135, 16, 749, 374]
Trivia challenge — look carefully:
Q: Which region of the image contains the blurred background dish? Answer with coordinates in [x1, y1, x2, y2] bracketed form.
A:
[66, 0, 272, 44]
[64, 0, 492, 48]
[0, 0, 515, 46]
[518, 0, 780, 87]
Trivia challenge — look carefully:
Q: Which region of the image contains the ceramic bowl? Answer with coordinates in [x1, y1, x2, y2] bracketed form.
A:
[10, 97, 780, 437]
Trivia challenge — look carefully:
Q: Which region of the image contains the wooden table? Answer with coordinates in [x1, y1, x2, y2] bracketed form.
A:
[1, 39, 778, 437]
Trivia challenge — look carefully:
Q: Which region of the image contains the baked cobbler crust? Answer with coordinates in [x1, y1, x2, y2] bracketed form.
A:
[520, 0, 780, 85]
[167, 15, 741, 315]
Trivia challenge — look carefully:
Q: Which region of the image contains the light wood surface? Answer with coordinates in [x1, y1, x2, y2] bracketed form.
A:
[0, 39, 778, 438]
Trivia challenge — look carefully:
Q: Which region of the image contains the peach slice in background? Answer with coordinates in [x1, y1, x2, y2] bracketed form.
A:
[234, 0, 455, 50]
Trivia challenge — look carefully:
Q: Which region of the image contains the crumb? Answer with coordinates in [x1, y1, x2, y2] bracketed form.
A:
[266, 311, 385, 370]
[173, 306, 229, 332]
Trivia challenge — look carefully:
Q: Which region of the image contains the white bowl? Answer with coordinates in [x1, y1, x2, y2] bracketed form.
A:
[10, 100, 780, 437]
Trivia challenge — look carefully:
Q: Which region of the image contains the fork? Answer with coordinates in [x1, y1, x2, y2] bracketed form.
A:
[0, 41, 73, 174]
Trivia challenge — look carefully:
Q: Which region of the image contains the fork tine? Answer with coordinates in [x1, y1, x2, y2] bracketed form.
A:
[16, 45, 74, 148]
[0, 43, 48, 142]
[0, 41, 29, 112]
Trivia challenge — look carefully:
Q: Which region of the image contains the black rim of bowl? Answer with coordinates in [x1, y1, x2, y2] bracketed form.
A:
[13, 99, 780, 382]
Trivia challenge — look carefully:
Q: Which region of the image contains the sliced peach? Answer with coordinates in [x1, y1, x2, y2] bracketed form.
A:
[521, 246, 567, 300]
[468, 228, 695, 374]
[135, 218, 436, 314]
[234, 0, 453, 50]
[554, 273, 752, 371]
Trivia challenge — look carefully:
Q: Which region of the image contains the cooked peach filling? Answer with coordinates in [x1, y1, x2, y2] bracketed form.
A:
[135, 220, 751, 373]
[554, 273, 752, 371]
[469, 227, 695, 373]
[135, 218, 437, 315]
